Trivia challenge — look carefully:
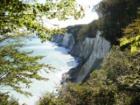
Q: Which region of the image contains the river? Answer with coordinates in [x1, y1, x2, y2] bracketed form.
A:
[0, 35, 78, 105]
[0, 0, 103, 104]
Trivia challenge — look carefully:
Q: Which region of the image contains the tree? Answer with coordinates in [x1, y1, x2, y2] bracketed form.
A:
[120, 18, 140, 53]
[37, 48, 140, 105]
[0, 0, 84, 40]
[0, 93, 18, 105]
[0, 45, 48, 95]
[97, 0, 140, 44]
[0, 0, 84, 99]
[36, 0, 140, 104]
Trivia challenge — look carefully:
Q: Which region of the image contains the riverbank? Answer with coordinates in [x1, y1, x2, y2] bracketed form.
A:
[52, 23, 111, 84]
[0, 35, 78, 105]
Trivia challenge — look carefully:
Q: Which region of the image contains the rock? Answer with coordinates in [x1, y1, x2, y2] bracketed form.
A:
[61, 33, 75, 50]
[52, 28, 111, 84]
[71, 37, 95, 61]
[51, 34, 64, 45]
[52, 33, 75, 50]
[63, 31, 111, 83]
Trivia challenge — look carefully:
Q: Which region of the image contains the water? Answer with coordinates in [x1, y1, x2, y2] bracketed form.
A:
[0, 35, 78, 105]
[0, 0, 103, 104]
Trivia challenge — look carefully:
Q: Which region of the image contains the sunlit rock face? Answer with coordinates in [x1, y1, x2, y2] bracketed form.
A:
[52, 33, 75, 50]
[71, 37, 95, 61]
[61, 33, 75, 50]
[52, 34, 64, 44]
[72, 32, 110, 83]
[61, 31, 110, 83]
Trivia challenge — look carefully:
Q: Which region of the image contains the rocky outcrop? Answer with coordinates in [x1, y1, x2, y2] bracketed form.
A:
[69, 32, 110, 83]
[52, 28, 111, 84]
[61, 33, 75, 50]
[52, 34, 64, 44]
[70, 37, 95, 61]
[67, 32, 110, 83]
[52, 33, 75, 50]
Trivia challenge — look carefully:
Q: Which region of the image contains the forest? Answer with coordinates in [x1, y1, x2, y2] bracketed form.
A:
[0, 0, 140, 105]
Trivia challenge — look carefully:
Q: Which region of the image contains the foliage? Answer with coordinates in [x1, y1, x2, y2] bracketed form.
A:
[37, 93, 66, 105]
[0, 0, 84, 40]
[97, 0, 140, 44]
[0, 44, 48, 95]
[0, 93, 18, 105]
[0, 0, 85, 103]
[0, 0, 84, 104]
[37, 1, 140, 105]
[0, 0, 140, 104]
[103, 48, 140, 91]
[120, 18, 140, 53]
[38, 48, 140, 105]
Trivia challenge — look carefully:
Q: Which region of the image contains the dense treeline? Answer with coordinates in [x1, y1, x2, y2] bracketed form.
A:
[97, 0, 140, 44]
[72, 0, 140, 43]
[38, 0, 140, 105]
[38, 49, 140, 105]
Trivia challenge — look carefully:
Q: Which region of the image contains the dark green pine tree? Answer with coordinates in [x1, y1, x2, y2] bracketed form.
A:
[120, 9, 140, 53]
[0, 0, 84, 103]
[0, 45, 48, 95]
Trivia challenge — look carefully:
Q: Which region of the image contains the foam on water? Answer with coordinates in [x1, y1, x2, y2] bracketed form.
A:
[0, 36, 78, 105]
[0, 0, 103, 104]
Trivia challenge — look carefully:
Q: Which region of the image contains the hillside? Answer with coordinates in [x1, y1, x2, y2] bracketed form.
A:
[38, 0, 140, 105]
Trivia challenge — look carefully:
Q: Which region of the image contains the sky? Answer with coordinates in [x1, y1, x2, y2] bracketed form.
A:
[42, 0, 102, 28]
[22, 0, 102, 28]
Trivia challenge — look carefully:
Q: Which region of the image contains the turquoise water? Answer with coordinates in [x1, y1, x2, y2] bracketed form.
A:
[0, 0, 102, 103]
[0, 35, 78, 105]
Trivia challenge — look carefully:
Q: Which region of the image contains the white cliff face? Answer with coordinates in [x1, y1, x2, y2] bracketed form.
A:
[0, 35, 78, 105]
[61, 33, 75, 50]
[74, 32, 110, 82]
[71, 37, 95, 60]
[61, 31, 110, 83]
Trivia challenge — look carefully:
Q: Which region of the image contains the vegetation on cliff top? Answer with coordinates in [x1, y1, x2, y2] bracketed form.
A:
[0, 0, 140, 104]
[38, 49, 140, 105]
[37, 0, 140, 105]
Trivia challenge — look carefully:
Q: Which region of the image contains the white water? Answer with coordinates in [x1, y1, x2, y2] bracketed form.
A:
[0, 36, 78, 105]
[0, 0, 103, 104]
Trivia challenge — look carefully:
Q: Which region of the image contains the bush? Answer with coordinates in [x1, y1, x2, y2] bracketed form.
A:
[38, 48, 140, 105]
[0, 93, 18, 105]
